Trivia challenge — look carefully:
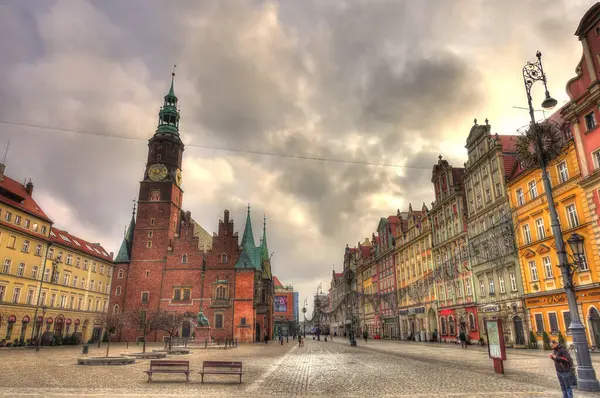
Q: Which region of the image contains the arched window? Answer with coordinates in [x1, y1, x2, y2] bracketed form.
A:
[113, 304, 119, 314]
[221, 253, 227, 264]
[118, 269, 124, 279]
[468, 312, 476, 331]
[216, 286, 226, 299]
[449, 316, 456, 336]
[116, 286, 121, 296]
[440, 317, 447, 335]
[182, 254, 188, 264]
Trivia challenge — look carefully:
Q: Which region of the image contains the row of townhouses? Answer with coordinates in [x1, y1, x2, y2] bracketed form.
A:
[316, 3, 600, 349]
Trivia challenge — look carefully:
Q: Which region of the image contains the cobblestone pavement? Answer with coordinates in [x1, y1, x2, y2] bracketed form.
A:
[0, 339, 598, 397]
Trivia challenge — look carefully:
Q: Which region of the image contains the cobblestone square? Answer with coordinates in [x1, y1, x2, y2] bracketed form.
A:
[1, 339, 598, 397]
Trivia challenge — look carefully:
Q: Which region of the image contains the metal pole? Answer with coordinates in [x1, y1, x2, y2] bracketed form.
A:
[524, 53, 599, 392]
[31, 243, 52, 343]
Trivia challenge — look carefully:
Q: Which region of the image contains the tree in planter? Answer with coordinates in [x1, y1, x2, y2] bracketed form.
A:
[542, 331, 551, 350]
[96, 311, 125, 357]
[158, 311, 185, 350]
[127, 308, 162, 354]
[529, 331, 538, 349]
[558, 331, 566, 347]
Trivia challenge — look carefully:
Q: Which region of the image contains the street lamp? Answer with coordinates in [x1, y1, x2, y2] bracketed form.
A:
[522, 51, 599, 392]
[36, 306, 47, 352]
[302, 299, 307, 338]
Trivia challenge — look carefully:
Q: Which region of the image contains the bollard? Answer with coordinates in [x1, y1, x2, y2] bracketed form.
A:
[82, 344, 89, 355]
[126, 341, 129, 349]
[235, 338, 238, 346]
[204, 339, 208, 348]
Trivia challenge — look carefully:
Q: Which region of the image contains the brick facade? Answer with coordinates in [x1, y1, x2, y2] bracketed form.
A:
[110, 79, 273, 343]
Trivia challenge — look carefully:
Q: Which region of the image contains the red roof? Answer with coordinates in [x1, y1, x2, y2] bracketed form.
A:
[360, 245, 371, 258]
[50, 227, 112, 262]
[334, 272, 343, 280]
[273, 276, 283, 288]
[0, 175, 52, 222]
[497, 135, 518, 152]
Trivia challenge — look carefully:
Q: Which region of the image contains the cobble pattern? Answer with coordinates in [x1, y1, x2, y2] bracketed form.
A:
[0, 339, 598, 397]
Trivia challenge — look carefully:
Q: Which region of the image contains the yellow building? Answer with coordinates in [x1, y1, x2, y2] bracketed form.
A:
[396, 204, 436, 341]
[507, 138, 600, 346]
[355, 239, 376, 336]
[0, 164, 114, 345]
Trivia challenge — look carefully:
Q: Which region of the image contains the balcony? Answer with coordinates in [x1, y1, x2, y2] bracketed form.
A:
[210, 299, 231, 308]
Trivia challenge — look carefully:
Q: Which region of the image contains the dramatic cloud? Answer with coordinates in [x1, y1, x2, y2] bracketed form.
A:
[0, 0, 592, 312]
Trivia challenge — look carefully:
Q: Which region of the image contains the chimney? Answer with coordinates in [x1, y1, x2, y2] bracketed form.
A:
[26, 179, 34, 195]
[0, 163, 5, 180]
[109, 251, 114, 259]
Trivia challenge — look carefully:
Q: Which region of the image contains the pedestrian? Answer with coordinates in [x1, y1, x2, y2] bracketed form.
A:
[459, 330, 467, 348]
[279, 334, 284, 345]
[363, 330, 368, 343]
[264, 333, 268, 344]
[550, 339, 574, 398]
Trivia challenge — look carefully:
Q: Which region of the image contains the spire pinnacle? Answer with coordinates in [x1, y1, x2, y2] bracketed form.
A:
[168, 64, 177, 97]
[155, 66, 180, 136]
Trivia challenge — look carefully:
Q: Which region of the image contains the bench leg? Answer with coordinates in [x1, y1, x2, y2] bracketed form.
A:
[147, 373, 152, 382]
[186, 373, 190, 383]
[239, 374, 242, 384]
[201, 374, 204, 384]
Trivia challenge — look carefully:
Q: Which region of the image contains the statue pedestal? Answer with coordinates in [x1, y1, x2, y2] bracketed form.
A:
[195, 327, 211, 344]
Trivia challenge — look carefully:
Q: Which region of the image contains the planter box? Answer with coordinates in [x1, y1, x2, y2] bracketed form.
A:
[78, 357, 136, 365]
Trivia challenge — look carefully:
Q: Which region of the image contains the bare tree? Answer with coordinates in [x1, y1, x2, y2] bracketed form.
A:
[127, 309, 162, 353]
[157, 311, 185, 350]
[96, 311, 125, 357]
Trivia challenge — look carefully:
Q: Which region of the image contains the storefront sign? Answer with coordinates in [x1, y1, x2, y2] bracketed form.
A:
[485, 319, 507, 374]
[408, 307, 425, 315]
[481, 305, 500, 313]
[526, 293, 567, 306]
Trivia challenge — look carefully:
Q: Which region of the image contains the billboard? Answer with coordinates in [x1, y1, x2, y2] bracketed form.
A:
[274, 295, 288, 313]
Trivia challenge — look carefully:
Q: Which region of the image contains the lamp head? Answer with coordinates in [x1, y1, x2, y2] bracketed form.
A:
[567, 233, 585, 257]
[541, 94, 558, 110]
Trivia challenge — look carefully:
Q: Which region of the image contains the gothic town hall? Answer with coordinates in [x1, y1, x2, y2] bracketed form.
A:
[109, 73, 275, 343]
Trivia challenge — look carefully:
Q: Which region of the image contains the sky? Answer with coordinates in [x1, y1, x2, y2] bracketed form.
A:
[0, 0, 595, 315]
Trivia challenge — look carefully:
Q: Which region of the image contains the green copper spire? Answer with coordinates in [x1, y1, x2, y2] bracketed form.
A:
[260, 215, 269, 262]
[115, 201, 136, 263]
[235, 204, 262, 270]
[240, 204, 256, 248]
[155, 65, 180, 136]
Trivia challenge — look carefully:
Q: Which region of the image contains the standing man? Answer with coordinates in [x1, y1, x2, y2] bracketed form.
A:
[550, 340, 574, 398]
[363, 330, 368, 343]
[459, 330, 467, 349]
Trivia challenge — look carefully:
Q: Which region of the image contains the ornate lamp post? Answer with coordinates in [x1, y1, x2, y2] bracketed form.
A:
[302, 298, 307, 338]
[522, 52, 599, 391]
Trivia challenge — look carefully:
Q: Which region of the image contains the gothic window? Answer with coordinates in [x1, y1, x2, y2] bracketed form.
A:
[141, 291, 149, 303]
[118, 269, 124, 279]
[150, 190, 160, 201]
[216, 286, 227, 299]
[157, 154, 162, 161]
[113, 304, 119, 314]
[116, 286, 121, 296]
[448, 316, 456, 336]
[150, 218, 155, 226]
[468, 312, 476, 331]
[182, 254, 188, 264]
[147, 241, 152, 248]
[441, 317, 447, 335]
[221, 253, 227, 263]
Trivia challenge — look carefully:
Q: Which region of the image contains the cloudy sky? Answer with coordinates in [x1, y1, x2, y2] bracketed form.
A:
[0, 0, 594, 313]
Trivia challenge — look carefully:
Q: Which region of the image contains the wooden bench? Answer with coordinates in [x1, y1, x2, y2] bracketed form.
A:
[144, 360, 191, 382]
[200, 361, 243, 384]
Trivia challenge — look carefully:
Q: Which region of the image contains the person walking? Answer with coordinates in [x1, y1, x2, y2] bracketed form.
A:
[363, 330, 368, 343]
[550, 340, 574, 398]
[459, 330, 467, 349]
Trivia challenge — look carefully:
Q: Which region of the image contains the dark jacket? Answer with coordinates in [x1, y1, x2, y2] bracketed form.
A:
[552, 345, 572, 372]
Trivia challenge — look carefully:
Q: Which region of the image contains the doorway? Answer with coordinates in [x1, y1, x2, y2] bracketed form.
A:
[255, 322, 261, 342]
[589, 308, 600, 346]
[514, 316, 525, 345]
[182, 321, 191, 338]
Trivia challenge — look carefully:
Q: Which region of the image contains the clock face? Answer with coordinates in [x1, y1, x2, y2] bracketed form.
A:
[148, 163, 168, 181]
[176, 169, 182, 186]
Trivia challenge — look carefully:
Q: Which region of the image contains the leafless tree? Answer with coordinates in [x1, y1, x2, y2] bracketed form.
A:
[96, 311, 125, 357]
[157, 311, 185, 350]
[127, 308, 162, 353]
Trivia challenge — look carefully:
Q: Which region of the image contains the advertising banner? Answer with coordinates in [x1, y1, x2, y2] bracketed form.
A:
[275, 295, 288, 313]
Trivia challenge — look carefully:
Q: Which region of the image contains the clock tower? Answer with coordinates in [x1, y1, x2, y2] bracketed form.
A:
[121, 69, 186, 325]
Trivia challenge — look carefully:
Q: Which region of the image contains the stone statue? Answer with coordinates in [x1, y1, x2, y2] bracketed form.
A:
[197, 309, 210, 327]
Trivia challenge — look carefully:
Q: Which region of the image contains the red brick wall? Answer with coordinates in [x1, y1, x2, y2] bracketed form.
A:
[234, 269, 256, 343]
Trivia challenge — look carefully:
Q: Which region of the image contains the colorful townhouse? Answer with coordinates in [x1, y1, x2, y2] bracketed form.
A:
[374, 215, 400, 339]
[431, 156, 479, 343]
[507, 117, 600, 346]
[396, 203, 437, 341]
[463, 121, 528, 347]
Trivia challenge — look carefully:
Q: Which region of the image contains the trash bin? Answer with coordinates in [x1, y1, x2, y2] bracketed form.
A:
[82, 344, 89, 354]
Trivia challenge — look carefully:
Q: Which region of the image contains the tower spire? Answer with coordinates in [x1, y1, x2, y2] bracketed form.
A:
[155, 66, 180, 136]
[261, 215, 269, 262]
[240, 204, 255, 247]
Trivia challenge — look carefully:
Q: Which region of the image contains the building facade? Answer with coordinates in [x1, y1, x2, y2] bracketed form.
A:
[0, 164, 113, 345]
[507, 131, 600, 346]
[374, 216, 400, 339]
[397, 203, 437, 341]
[464, 121, 528, 347]
[111, 75, 274, 344]
[355, 238, 374, 337]
[431, 156, 479, 343]
[273, 277, 297, 336]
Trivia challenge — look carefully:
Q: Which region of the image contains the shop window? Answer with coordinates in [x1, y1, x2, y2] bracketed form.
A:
[548, 312, 559, 333]
[448, 316, 455, 336]
[468, 313, 476, 331]
[440, 317, 447, 335]
[534, 313, 545, 334]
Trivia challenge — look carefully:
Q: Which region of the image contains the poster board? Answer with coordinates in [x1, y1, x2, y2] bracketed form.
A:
[485, 319, 507, 360]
